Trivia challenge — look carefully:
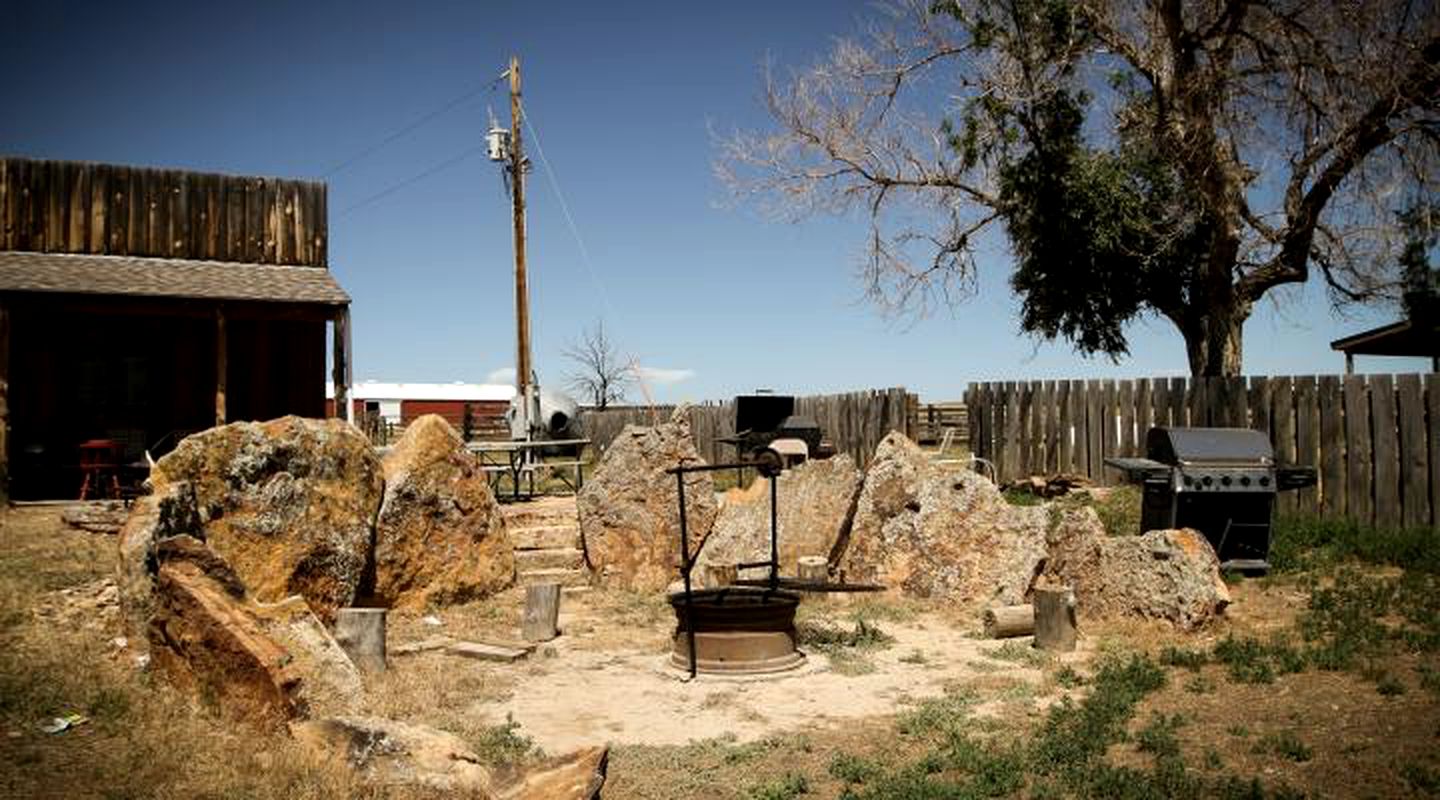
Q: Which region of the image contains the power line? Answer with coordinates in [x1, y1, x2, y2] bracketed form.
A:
[323, 74, 507, 178]
[517, 96, 617, 325]
[339, 145, 487, 217]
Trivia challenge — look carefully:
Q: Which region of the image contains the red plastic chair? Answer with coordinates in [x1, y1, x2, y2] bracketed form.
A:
[78, 439, 122, 501]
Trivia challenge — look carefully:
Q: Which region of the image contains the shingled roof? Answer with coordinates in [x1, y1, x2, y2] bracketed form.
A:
[0, 251, 349, 305]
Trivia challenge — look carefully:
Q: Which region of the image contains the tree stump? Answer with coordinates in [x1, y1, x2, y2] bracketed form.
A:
[1033, 586, 1077, 652]
[983, 604, 1034, 638]
[797, 556, 829, 583]
[522, 583, 561, 642]
[334, 607, 387, 673]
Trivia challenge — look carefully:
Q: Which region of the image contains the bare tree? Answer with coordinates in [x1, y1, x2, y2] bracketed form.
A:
[562, 320, 633, 409]
[717, 0, 1440, 375]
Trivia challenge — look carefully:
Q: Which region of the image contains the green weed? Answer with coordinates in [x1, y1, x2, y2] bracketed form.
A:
[471, 713, 541, 765]
[1401, 762, 1440, 794]
[829, 752, 884, 785]
[748, 771, 809, 800]
[984, 640, 1052, 669]
[1252, 731, 1312, 763]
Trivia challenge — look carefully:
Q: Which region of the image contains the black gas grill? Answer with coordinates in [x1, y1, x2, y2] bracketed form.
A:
[1105, 427, 1316, 573]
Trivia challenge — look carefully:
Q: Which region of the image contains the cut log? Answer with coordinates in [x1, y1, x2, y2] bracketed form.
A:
[983, 604, 1034, 638]
[797, 556, 828, 583]
[1033, 586, 1077, 652]
[333, 607, 387, 673]
[522, 583, 561, 643]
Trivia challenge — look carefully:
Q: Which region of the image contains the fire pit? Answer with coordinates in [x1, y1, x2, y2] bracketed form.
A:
[665, 453, 881, 677]
[667, 587, 804, 674]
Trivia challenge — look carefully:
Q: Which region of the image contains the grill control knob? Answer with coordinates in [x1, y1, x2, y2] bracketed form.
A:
[1202, 475, 1213, 487]
[1183, 475, 1193, 487]
[1259, 476, 1270, 487]
[1240, 476, 1251, 487]
[1221, 476, 1232, 487]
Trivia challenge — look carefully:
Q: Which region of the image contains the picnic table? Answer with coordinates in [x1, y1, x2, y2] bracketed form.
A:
[466, 438, 590, 500]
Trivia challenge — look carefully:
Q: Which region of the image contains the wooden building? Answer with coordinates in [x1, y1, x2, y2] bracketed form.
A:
[0, 158, 352, 501]
[326, 382, 513, 439]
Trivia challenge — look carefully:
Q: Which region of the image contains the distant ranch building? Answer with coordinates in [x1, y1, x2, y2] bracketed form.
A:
[328, 382, 514, 438]
[0, 158, 353, 501]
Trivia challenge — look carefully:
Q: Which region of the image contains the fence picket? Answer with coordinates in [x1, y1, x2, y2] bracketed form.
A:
[1272, 376, 1297, 514]
[1370, 375, 1401, 528]
[1318, 375, 1346, 518]
[1294, 376, 1320, 515]
[1396, 374, 1429, 529]
[1344, 376, 1373, 525]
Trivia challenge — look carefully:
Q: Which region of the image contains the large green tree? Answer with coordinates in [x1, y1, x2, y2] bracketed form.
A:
[718, 0, 1440, 375]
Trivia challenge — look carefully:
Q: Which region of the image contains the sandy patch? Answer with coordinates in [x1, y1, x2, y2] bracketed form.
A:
[454, 601, 1079, 752]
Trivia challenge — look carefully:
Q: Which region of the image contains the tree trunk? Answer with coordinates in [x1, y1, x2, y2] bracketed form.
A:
[1182, 306, 1248, 377]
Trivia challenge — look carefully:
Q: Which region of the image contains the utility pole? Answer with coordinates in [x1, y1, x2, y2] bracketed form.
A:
[508, 54, 534, 440]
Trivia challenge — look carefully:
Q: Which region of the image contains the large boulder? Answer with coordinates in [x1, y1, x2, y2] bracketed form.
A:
[373, 415, 514, 609]
[290, 716, 495, 794]
[695, 455, 862, 585]
[149, 416, 382, 623]
[577, 411, 717, 591]
[1042, 526, 1231, 630]
[291, 717, 608, 800]
[839, 432, 1055, 606]
[118, 480, 204, 640]
[146, 535, 360, 728]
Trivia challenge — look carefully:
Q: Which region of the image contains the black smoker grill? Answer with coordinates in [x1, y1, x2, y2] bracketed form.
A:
[717, 394, 834, 462]
[1105, 427, 1317, 572]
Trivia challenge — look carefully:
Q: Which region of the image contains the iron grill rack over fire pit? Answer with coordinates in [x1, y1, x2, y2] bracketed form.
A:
[1105, 427, 1316, 573]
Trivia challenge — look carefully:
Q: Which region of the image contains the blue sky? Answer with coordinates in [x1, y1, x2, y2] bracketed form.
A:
[2, 0, 1427, 403]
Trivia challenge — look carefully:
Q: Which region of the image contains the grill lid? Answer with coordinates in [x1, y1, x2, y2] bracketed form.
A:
[1146, 427, 1274, 466]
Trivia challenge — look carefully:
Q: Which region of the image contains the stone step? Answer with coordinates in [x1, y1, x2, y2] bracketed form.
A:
[512, 525, 580, 550]
[515, 547, 585, 572]
[499, 498, 579, 530]
[519, 567, 592, 590]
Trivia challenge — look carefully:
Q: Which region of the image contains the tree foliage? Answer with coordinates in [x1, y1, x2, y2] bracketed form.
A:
[718, 0, 1440, 375]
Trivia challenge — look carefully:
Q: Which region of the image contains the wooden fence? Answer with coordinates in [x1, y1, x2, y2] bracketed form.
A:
[1, 157, 328, 267]
[908, 398, 969, 445]
[584, 387, 912, 468]
[966, 374, 1439, 529]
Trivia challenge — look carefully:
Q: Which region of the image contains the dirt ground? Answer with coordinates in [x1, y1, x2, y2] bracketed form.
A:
[3, 503, 1438, 799]
[412, 594, 1077, 753]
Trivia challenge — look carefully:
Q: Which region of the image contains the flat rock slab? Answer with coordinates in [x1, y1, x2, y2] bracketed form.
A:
[390, 636, 456, 656]
[445, 640, 532, 663]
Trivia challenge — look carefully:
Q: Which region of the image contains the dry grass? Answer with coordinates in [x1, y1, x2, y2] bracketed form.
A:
[0, 507, 520, 799]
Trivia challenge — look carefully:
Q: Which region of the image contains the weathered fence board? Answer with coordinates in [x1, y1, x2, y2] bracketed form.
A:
[1370, 374, 1400, 528]
[1397, 374, 1428, 529]
[969, 373, 1437, 528]
[1294, 377, 1320, 513]
[1318, 376, 1345, 518]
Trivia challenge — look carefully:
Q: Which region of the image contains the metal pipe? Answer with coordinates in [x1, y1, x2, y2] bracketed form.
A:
[675, 470, 697, 679]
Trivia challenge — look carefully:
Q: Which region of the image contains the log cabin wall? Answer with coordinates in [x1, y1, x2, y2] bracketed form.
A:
[0, 158, 328, 267]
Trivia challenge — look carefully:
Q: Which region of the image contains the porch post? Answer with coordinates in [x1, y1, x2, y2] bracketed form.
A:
[333, 305, 352, 424]
[214, 306, 227, 426]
